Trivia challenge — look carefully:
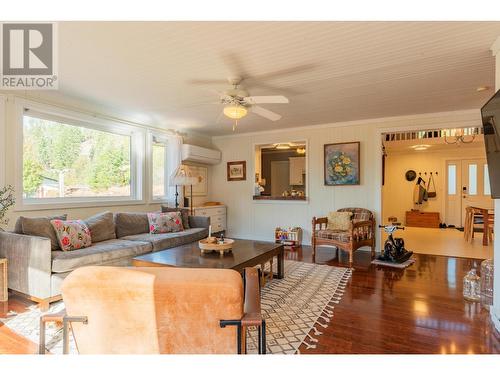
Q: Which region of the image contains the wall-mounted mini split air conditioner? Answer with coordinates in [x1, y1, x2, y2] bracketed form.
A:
[181, 144, 221, 165]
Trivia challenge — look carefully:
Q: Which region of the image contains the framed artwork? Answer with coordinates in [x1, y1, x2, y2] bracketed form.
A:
[189, 165, 208, 196]
[324, 142, 360, 185]
[227, 161, 246, 181]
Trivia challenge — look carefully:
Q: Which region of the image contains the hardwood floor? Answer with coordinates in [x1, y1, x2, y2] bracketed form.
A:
[1, 246, 498, 354]
[296, 246, 499, 354]
[0, 295, 38, 354]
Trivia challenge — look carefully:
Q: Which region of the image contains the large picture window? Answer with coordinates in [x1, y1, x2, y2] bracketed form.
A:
[22, 113, 134, 201]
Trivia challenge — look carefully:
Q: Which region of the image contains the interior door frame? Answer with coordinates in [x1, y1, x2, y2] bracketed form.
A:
[377, 120, 479, 250]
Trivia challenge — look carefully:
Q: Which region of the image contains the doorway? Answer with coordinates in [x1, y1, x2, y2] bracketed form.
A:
[381, 127, 493, 259]
[445, 158, 493, 227]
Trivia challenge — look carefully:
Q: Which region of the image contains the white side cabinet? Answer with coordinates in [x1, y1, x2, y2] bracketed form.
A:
[193, 205, 226, 233]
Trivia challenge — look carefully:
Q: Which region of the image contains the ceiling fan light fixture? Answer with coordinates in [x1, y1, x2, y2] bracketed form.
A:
[411, 144, 430, 151]
[275, 143, 291, 150]
[223, 105, 247, 120]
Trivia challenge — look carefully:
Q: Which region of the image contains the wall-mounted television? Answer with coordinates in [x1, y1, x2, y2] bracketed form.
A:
[481, 89, 500, 198]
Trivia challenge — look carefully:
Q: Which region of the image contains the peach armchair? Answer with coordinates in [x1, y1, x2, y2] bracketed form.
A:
[39, 266, 265, 354]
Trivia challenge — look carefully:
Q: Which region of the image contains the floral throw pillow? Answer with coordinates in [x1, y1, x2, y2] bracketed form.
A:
[50, 219, 92, 251]
[147, 212, 184, 234]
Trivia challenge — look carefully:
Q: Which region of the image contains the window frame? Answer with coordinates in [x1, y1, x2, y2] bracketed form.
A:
[148, 132, 170, 203]
[252, 139, 310, 204]
[15, 99, 146, 211]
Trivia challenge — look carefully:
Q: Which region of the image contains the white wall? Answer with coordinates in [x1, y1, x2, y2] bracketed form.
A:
[383, 146, 486, 225]
[0, 94, 213, 229]
[209, 109, 481, 246]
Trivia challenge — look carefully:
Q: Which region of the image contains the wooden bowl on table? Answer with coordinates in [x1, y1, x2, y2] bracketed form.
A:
[199, 238, 235, 256]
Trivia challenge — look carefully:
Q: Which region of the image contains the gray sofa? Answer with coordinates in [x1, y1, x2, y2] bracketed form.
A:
[0, 210, 209, 309]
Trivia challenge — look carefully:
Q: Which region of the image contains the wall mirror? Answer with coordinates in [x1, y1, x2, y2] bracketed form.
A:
[253, 141, 307, 201]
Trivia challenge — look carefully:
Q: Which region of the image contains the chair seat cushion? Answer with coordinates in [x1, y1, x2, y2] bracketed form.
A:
[122, 227, 208, 251]
[316, 229, 352, 243]
[51, 239, 152, 273]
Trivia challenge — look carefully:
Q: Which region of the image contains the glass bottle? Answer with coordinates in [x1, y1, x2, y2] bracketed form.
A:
[463, 268, 481, 302]
[480, 259, 494, 310]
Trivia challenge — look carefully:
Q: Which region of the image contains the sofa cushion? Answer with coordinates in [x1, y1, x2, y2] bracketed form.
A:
[84, 211, 116, 243]
[161, 206, 190, 229]
[51, 238, 152, 273]
[122, 227, 208, 252]
[327, 211, 352, 231]
[114, 212, 150, 238]
[316, 229, 352, 243]
[19, 214, 68, 250]
[51, 219, 92, 251]
[148, 212, 184, 234]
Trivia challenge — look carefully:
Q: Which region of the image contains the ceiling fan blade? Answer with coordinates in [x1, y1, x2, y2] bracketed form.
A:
[247, 63, 316, 82]
[220, 51, 250, 82]
[244, 96, 289, 104]
[187, 78, 228, 85]
[251, 106, 282, 122]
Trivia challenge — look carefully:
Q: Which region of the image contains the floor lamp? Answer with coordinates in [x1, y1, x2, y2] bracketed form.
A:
[169, 165, 198, 214]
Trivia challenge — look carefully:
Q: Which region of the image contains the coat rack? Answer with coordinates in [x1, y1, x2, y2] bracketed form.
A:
[418, 171, 438, 176]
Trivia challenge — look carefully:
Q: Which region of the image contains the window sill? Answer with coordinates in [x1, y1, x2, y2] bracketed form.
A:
[15, 198, 148, 212]
[253, 195, 307, 201]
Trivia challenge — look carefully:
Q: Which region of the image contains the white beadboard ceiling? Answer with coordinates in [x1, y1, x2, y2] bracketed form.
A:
[35, 22, 500, 135]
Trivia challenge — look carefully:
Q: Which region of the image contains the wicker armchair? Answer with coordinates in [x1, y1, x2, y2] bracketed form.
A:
[312, 208, 376, 267]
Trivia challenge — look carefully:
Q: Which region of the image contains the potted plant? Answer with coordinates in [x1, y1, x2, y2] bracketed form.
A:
[0, 185, 15, 231]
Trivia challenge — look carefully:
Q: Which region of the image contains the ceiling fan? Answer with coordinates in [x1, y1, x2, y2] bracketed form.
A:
[209, 77, 289, 130]
[188, 53, 315, 130]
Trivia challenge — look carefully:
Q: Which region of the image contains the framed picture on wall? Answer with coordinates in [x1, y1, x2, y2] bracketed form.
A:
[324, 142, 360, 186]
[189, 165, 208, 196]
[227, 161, 246, 181]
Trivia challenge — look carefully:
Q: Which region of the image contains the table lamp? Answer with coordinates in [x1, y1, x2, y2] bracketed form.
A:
[169, 165, 198, 213]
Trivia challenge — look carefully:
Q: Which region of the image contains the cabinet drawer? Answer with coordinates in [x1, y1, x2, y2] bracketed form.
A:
[210, 214, 226, 224]
[213, 207, 226, 215]
[212, 222, 224, 232]
[195, 207, 226, 217]
[195, 209, 213, 217]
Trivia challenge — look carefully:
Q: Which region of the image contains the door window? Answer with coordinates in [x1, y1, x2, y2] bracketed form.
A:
[468, 164, 477, 196]
[447, 164, 456, 195]
[484, 164, 491, 196]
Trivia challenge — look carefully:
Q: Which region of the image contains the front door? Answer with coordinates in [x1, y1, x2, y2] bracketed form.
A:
[461, 159, 493, 225]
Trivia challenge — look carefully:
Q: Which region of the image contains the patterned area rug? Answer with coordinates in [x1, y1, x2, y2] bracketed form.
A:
[0, 260, 351, 354]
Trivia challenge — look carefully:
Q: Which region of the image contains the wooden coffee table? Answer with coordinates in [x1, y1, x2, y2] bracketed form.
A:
[132, 239, 285, 279]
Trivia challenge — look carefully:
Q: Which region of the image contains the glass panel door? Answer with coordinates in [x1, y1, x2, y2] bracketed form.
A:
[461, 159, 493, 226]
